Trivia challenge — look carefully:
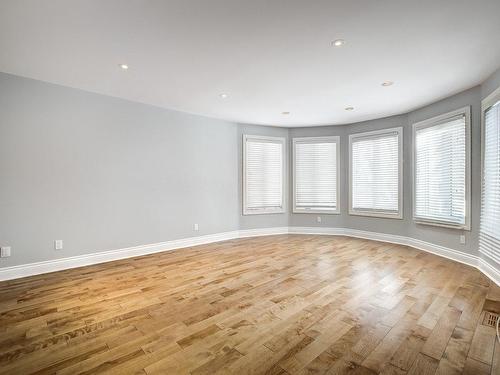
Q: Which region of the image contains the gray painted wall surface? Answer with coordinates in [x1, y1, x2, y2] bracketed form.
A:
[407, 87, 481, 254]
[289, 88, 481, 255]
[482, 67, 500, 99]
[1, 67, 499, 272]
[243, 84, 485, 257]
[0, 73, 239, 267]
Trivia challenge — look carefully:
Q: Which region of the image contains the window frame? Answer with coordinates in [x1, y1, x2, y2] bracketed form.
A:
[412, 106, 471, 230]
[349, 127, 403, 219]
[480, 86, 500, 263]
[292, 136, 341, 215]
[242, 134, 286, 215]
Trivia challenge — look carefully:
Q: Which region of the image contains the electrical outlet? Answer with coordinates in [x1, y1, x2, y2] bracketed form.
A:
[460, 235, 466, 244]
[1, 246, 11, 258]
[317, 216, 322, 223]
[194, 223, 199, 231]
[54, 240, 63, 250]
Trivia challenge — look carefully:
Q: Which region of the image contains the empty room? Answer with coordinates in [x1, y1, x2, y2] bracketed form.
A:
[1, 1, 500, 374]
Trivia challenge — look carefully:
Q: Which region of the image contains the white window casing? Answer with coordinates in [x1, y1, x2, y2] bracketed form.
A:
[349, 127, 403, 219]
[243, 134, 285, 215]
[293, 136, 340, 214]
[480, 87, 500, 265]
[412, 107, 471, 230]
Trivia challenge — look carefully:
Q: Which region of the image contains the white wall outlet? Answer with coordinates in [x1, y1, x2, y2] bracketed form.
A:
[317, 216, 322, 223]
[460, 235, 466, 244]
[54, 240, 63, 250]
[1, 246, 11, 258]
[194, 223, 199, 231]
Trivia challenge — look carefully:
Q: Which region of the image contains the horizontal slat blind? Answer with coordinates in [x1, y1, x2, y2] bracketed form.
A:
[244, 136, 283, 214]
[294, 138, 338, 211]
[351, 130, 401, 215]
[414, 115, 466, 226]
[480, 101, 500, 264]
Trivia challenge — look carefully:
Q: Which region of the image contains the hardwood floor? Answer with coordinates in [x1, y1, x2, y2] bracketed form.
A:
[0, 234, 499, 375]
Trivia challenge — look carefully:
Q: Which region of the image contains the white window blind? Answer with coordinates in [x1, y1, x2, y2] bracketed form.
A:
[480, 99, 500, 264]
[293, 137, 339, 213]
[243, 135, 284, 215]
[350, 128, 402, 218]
[414, 109, 470, 228]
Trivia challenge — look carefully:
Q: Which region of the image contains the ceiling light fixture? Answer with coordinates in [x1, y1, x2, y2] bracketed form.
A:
[220, 93, 229, 99]
[332, 39, 345, 47]
[345, 106, 354, 111]
[119, 64, 129, 70]
[382, 81, 394, 87]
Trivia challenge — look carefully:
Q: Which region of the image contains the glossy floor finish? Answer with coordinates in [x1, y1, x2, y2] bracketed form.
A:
[0, 235, 499, 375]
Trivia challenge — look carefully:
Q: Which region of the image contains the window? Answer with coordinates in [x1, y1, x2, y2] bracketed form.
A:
[480, 88, 500, 264]
[349, 127, 403, 218]
[293, 136, 340, 214]
[413, 107, 471, 229]
[243, 135, 285, 215]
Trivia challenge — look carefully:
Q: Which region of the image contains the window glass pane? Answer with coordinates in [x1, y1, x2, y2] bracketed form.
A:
[351, 130, 401, 215]
[480, 101, 500, 264]
[295, 139, 338, 211]
[244, 136, 283, 214]
[415, 115, 466, 225]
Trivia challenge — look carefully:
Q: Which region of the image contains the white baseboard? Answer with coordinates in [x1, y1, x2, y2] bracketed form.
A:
[288, 226, 346, 236]
[238, 226, 289, 238]
[1, 226, 498, 286]
[405, 236, 479, 268]
[289, 226, 497, 285]
[289, 226, 480, 268]
[478, 258, 500, 286]
[0, 230, 240, 281]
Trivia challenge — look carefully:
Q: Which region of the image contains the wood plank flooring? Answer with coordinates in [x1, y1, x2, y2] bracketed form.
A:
[0, 234, 499, 374]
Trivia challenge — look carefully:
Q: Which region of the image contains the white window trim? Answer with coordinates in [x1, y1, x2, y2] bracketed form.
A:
[292, 136, 340, 215]
[480, 86, 500, 264]
[349, 127, 403, 219]
[243, 134, 286, 215]
[482, 86, 500, 176]
[411, 106, 471, 230]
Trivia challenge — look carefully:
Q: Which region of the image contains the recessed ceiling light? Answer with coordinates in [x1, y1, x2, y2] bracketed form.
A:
[382, 81, 394, 87]
[220, 93, 229, 99]
[119, 64, 129, 70]
[332, 39, 345, 47]
[282, 111, 290, 115]
[345, 106, 354, 111]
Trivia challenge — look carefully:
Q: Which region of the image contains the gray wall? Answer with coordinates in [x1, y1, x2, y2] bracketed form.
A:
[289, 88, 481, 255]
[1, 67, 499, 271]
[482, 67, 500, 99]
[407, 87, 481, 254]
[0, 72, 239, 267]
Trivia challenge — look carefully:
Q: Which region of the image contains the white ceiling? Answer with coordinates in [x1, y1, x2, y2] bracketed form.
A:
[1, 0, 499, 127]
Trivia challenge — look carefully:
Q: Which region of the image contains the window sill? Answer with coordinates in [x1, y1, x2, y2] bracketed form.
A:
[293, 208, 340, 215]
[414, 218, 470, 231]
[349, 210, 403, 220]
[243, 208, 285, 216]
